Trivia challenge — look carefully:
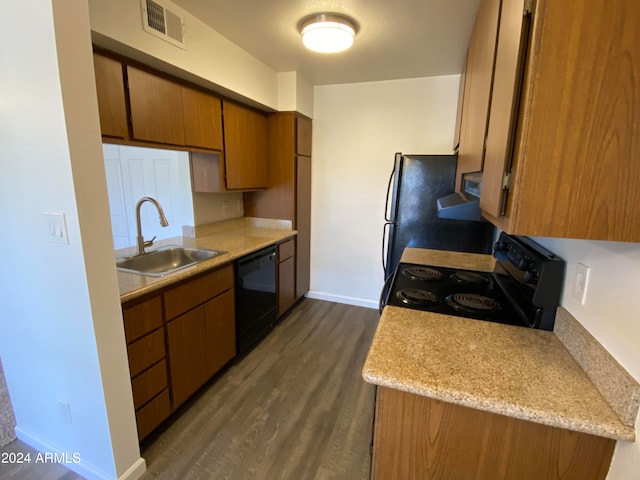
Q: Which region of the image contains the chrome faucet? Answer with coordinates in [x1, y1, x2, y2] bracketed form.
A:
[135, 196, 169, 255]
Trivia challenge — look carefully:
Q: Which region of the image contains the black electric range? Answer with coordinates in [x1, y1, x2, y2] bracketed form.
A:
[383, 232, 565, 330]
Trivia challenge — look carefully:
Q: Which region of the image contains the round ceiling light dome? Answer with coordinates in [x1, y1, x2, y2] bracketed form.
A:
[299, 14, 357, 53]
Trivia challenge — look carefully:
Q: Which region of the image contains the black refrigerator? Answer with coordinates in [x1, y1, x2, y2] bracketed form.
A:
[382, 153, 496, 281]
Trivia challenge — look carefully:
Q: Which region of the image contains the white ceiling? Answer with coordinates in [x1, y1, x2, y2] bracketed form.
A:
[171, 0, 481, 85]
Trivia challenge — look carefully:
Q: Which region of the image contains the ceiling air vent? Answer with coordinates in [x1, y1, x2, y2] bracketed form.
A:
[141, 0, 186, 49]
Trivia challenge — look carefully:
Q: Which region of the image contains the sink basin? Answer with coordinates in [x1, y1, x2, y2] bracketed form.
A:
[116, 246, 224, 277]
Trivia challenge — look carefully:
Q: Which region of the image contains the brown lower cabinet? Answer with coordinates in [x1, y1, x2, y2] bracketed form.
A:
[372, 387, 615, 480]
[122, 264, 236, 441]
[277, 239, 296, 316]
[167, 289, 235, 408]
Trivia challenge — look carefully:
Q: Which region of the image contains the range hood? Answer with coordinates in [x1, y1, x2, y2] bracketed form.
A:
[437, 192, 483, 221]
[437, 171, 485, 222]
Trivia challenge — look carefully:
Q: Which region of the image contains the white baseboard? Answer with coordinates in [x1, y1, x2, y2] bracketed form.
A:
[305, 291, 378, 310]
[119, 457, 146, 480]
[15, 426, 146, 480]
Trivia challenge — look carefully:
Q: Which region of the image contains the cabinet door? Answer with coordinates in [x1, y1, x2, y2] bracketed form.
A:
[182, 87, 223, 150]
[223, 100, 268, 190]
[506, 0, 640, 241]
[167, 307, 206, 408]
[127, 66, 186, 145]
[456, 0, 501, 185]
[278, 256, 296, 316]
[203, 290, 236, 378]
[452, 53, 469, 153]
[481, 0, 531, 217]
[296, 155, 312, 298]
[243, 113, 296, 220]
[296, 116, 312, 156]
[190, 152, 224, 193]
[372, 387, 614, 480]
[93, 53, 128, 139]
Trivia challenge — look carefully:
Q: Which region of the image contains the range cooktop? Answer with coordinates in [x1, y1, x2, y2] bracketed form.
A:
[383, 233, 565, 330]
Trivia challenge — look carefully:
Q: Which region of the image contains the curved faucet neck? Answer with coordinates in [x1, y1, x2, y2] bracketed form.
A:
[135, 197, 169, 255]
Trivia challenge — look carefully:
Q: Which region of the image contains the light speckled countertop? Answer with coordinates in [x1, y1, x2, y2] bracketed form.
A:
[363, 248, 636, 441]
[117, 218, 295, 303]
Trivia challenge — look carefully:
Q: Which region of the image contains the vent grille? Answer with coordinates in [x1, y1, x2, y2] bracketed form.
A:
[165, 10, 184, 43]
[146, 0, 166, 34]
[141, 0, 186, 49]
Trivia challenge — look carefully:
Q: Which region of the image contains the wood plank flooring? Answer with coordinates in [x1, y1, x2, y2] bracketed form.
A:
[0, 299, 379, 480]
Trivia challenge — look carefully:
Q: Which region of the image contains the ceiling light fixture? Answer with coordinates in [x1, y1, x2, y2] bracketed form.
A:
[299, 13, 357, 53]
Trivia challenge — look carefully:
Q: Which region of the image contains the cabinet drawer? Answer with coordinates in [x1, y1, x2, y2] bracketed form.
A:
[164, 265, 234, 320]
[131, 359, 168, 410]
[122, 296, 162, 343]
[127, 329, 165, 377]
[135, 389, 171, 441]
[278, 239, 295, 262]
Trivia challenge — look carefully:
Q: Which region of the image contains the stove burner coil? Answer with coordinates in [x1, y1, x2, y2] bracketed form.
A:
[396, 288, 441, 306]
[402, 266, 443, 282]
[445, 293, 501, 315]
[452, 271, 490, 286]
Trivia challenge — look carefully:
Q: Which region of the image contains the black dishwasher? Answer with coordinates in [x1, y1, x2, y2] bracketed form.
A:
[235, 245, 277, 353]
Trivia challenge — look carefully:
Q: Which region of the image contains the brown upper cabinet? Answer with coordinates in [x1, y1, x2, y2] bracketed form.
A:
[222, 100, 268, 190]
[182, 86, 223, 150]
[93, 51, 274, 192]
[455, 0, 501, 189]
[243, 113, 312, 299]
[127, 65, 187, 146]
[465, 0, 640, 242]
[92, 53, 128, 139]
[127, 65, 223, 150]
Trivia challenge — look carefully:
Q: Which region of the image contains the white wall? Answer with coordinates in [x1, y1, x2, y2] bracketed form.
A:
[309, 76, 460, 307]
[532, 236, 640, 479]
[88, 0, 280, 110]
[88, 0, 316, 114]
[0, 1, 143, 479]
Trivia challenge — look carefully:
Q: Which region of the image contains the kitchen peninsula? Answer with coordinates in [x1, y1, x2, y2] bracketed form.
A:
[364, 247, 640, 480]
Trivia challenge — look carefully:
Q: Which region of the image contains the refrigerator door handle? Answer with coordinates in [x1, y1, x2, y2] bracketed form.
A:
[384, 167, 395, 222]
[382, 221, 394, 274]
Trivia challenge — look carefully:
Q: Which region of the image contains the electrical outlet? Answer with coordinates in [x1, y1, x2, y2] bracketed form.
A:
[572, 262, 590, 305]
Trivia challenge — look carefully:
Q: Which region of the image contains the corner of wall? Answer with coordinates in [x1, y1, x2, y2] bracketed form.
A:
[277, 71, 314, 117]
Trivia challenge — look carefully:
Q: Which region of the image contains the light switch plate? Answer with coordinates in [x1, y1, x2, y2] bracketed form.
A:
[45, 212, 69, 244]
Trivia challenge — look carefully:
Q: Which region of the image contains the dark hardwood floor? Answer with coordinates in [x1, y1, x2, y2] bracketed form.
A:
[0, 299, 379, 480]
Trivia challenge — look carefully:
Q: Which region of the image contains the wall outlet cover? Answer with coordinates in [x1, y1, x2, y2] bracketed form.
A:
[572, 262, 591, 305]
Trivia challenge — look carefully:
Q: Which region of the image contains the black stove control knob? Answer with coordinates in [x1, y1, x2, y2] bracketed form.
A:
[524, 269, 538, 284]
[494, 240, 509, 253]
[517, 256, 532, 270]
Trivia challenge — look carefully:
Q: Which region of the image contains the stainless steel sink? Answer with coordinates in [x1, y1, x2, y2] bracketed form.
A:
[116, 246, 224, 276]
